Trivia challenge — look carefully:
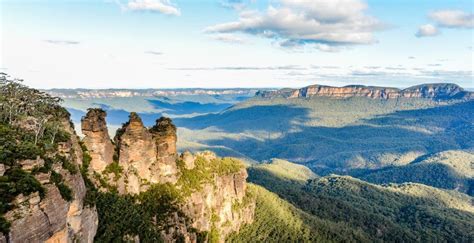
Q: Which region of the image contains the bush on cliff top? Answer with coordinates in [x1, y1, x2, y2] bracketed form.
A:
[176, 155, 244, 196]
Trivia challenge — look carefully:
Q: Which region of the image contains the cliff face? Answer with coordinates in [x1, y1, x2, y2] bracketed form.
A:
[185, 169, 254, 240]
[80, 111, 255, 242]
[112, 113, 178, 194]
[81, 109, 114, 174]
[257, 83, 473, 100]
[160, 153, 255, 243]
[1, 119, 98, 243]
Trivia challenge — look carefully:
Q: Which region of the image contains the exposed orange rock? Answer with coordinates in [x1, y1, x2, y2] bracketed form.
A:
[3, 119, 98, 243]
[257, 83, 473, 100]
[81, 109, 114, 173]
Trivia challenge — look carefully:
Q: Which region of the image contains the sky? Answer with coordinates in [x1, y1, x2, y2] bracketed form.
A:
[1, 0, 473, 89]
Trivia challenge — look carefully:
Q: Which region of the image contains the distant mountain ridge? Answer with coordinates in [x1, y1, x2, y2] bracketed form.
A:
[256, 83, 474, 100]
[45, 88, 260, 99]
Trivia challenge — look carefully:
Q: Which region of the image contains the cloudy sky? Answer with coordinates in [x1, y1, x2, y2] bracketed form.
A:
[1, 0, 473, 89]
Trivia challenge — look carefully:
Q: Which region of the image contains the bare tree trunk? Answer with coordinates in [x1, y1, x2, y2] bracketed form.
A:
[51, 123, 59, 144]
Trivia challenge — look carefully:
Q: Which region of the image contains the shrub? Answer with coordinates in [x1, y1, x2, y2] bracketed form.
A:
[50, 171, 73, 202]
[0, 216, 10, 234]
[57, 183, 73, 202]
[104, 161, 123, 181]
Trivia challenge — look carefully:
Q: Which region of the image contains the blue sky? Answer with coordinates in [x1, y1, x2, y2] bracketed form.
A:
[1, 0, 473, 89]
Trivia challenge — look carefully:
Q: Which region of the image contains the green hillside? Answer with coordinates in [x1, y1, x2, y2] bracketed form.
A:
[227, 184, 367, 242]
[176, 97, 474, 174]
[246, 160, 474, 242]
[252, 159, 318, 182]
[357, 150, 474, 195]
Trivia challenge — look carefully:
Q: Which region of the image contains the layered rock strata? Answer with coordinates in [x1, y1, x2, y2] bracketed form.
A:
[1, 119, 98, 243]
[81, 109, 114, 173]
[257, 83, 474, 100]
[112, 113, 178, 194]
[80, 111, 255, 242]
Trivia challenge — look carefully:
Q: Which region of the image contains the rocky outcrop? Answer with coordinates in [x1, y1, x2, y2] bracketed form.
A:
[150, 117, 179, 183]
[257, 83, 473, 100]
[111, 113, 179, 194]
[81, 109, 114, 173]
[182, 165, 255, 241]
[159, 151, 255, 243]
[114, 112, 159, 194]
[80, 111, 255, 242]
[400, 83, 473, 99]
[2, 119, 98, 243]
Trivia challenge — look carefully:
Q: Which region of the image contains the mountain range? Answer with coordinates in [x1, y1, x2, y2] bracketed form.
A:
[256, 83, 474, 100]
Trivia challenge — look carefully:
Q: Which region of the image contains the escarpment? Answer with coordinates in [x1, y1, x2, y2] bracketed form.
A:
[257, 83, 474, 100]
[0, 116, 98, 243]
[80, 110, 255, 242]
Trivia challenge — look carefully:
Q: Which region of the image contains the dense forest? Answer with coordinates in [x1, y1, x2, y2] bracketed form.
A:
[241, 159, 474, 242]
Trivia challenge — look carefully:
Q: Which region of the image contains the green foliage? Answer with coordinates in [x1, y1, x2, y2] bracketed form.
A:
[208, 226, 220, 243]
[0, 216, 10, 235]
[0, 74, 63, 125]
[227, 184, 361, 242]
[177, 97, 474, 175]
[103, 161, 123, 181]
[3, 167, 45, 199]
[94, 184, 184, 242]
[82, 151, 92, 172]
[357, 150, 474, 195]
[92, 172, 118, 193]
[0, 124, 42, 166]
[89, 153, 245, 242]
[56, 155, 78, 175]
[0, 167, 46, 234]
[78, 144, 98, 207]
[176, 156, 244, 196]
[247, 163, 474, 242]
[253, 159, 318, 182]
[56, 183, 73, 202]
[50, 171, 73, 202]
[0, 75, 85, 234]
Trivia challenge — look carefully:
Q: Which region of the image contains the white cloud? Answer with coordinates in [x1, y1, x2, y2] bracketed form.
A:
[415, 24, 439, 37]
[44, 39, 80, 45]
[209, 34, 247, 44]
[429, 10, 474, 28]
[144, 51, 163, 55]
[168, 65, 305, 71]
[123, 0, 180, 16]
[204, 0, 384, 51]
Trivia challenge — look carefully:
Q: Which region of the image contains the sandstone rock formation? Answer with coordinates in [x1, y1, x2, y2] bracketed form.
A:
[79, 111, 255, 242]
[158, 151, 255, 243]
[110, 113, 179, 194]
[1, 119, 98, 243]
[81, 109, 114, 173]
[150, 117, 179, 183]
[182, 165, 254, 241]
[257, 83, 474, 100]
[114, 112, 159, 194]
